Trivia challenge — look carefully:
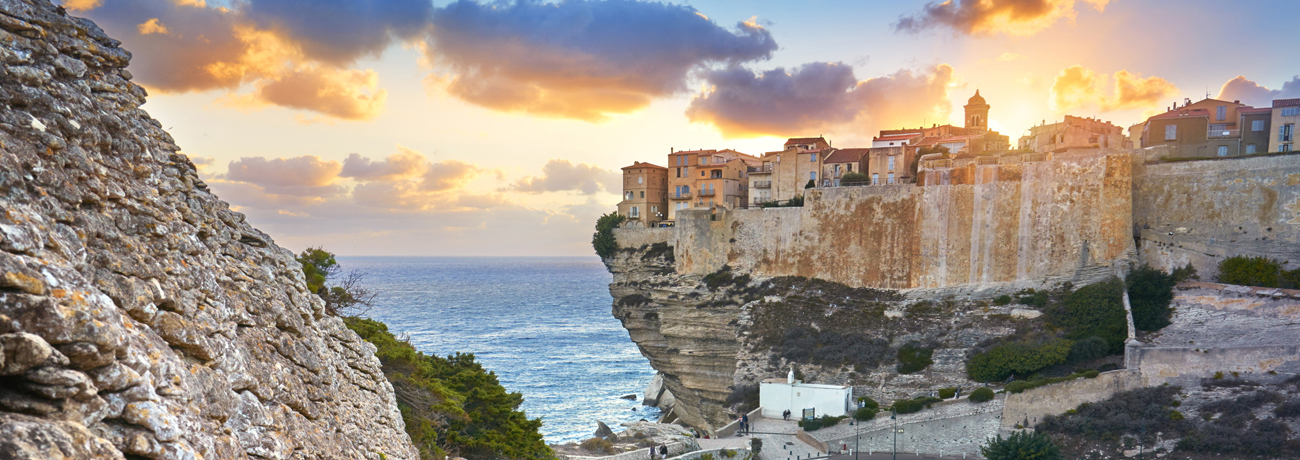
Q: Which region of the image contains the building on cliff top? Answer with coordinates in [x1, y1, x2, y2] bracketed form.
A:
[618, 162, 669, 227]
[1135, 96, 1295, 158]
[876, 91, 1011, 157]
[1018, 115, 1128, 153]
[748, 137, 830, 204]
[758, 378, 853, 419]
[665, 149, 760, 220]
[1271, 98, 1298, 153]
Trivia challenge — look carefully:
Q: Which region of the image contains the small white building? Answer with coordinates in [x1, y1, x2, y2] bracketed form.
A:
[758, 372, 853, 420]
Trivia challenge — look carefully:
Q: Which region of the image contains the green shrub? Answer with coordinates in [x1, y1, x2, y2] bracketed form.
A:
[580, 438, 614, 455]
[966, 338, 1073, 382]
[969, 387, 995, 403]
[1015, 289, 1050, 309]
[592, 212, 626, 259]
[841, 172, 869, 184]
[726, 384, 759, 413]
[1216, 255, 1300, 288]
[853, 407, 877, 421]
[891, 396, 942, 414]
[778, 327, 890, 371]
[697, 453, 715, 460]
[720, 449, 737, 458]
[1049, 278, 1127, 353]
[345, 318, 553, 460]
[1083, 369, 1100, 378]
[992, 294, 1012, 306]
[1067, 336, 1110, 364]
[896, 342, 934, 374]
[857, 396, 879, 410]
[703, 266, 752, 289]
[1171, 263, 1199, 282]
[797, 415, 846, 431]
[1127, 265, 1175, 331]
[805, 179, 815, 189]
[981, 431, 1062, 460]
[939, 387, 957, 399]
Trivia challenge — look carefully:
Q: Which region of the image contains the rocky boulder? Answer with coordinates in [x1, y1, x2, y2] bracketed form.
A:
[0, 0, 417, 458]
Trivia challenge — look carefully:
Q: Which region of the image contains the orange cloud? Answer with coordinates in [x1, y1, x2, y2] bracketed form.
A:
[1051, 65, 1176, 112]
[62, 0, 102, 11]
[510, 160, 621, 195]
[255, 67, 387, 121]
[341, 147, 428, 182]
[687, 63, 956, 138]
[895, 0, 1109, 36]
[137, 18, 170, 35]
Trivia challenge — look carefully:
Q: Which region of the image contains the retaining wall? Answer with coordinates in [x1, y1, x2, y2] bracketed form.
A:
[615, 227, 673, 249]
[999, 371, 1141, 430]
[815, 398, 1005, 458]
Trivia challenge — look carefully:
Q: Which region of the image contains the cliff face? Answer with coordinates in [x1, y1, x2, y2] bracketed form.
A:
[607, 242, 1042, 433]
[0, 1, 417, 458]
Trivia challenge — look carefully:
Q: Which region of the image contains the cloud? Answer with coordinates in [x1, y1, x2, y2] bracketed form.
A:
[137, 18, 170, 35]
[224, 155, 345, 197]
[1051, 65, 1176, 112]
[511, 160, 621, 195]
[895, 0, 1109, 36]
[686, 63, 956, 138]
[254, 67, 387, 121]
[63, 0, 102, 11]
[424, 0, 777, 121]
[245, 0, 432, 64]
[421, 160, 483, 192]
[340, 147, 428, 181]
[1217, 76, 1300, 107]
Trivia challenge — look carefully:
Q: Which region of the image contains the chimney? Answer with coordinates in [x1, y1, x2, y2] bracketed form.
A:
[1185, 98, 1191, 105]
[1234, 100, 1240, 105]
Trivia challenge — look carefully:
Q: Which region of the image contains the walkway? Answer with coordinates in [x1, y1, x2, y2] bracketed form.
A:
[697, 418, 823, 460]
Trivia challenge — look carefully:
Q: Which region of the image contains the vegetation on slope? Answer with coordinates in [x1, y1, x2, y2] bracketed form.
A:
[301, 248, 552, 460]
[592, 212, 626, 259]
[1218, 255, 1300, 289]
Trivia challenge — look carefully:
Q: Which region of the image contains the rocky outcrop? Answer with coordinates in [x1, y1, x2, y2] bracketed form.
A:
[0, 1, 417, 458]
[606, 243, 1044, 434]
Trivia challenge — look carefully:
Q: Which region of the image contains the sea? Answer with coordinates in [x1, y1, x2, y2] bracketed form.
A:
[340, 256, 661, 444]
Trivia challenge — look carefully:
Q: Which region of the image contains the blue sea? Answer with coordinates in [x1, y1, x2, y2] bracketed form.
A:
[340, 256, 660, 444]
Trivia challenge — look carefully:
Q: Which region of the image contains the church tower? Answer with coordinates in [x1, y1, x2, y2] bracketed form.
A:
[964, 90, 990, 131]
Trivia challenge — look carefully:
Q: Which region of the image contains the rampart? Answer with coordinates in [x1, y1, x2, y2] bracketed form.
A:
[670, 149, 1133, 290]
[1132, 153, 1300, 279]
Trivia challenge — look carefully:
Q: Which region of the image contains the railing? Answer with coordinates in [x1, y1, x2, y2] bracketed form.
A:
[747, 165, 772, 173]
[752, 181, 771, 189]
[836, 177, 916, 187]
[1207, 129, 1240, 138]
[673, 192, 692, 199]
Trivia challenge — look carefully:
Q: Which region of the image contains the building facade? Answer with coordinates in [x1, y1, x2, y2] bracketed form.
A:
[1271, 98, 1299, 153]
[617, 162, 668, 227]
[821, 148, 867, 186]
[749, 137, 830, 203]
[666, 149, 758, 219]
[862, 146, 912, 185]
[1019, 115, 1127, 153]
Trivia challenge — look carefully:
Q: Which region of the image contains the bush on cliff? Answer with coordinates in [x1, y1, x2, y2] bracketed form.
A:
[778, 327, 890, 371]
[1046, 278, 1128, 354]
[296, 247, 376, 316]
[1127, 265, 1175, 331]
[895, 342, 934, 374]
[1217, 255, 1300, 289]
[345, 317, 553, 460]
[1037, 386, 1185, 443]
[841, 172, 869, 184]
[1067, 336, 1110, 364]
[890, 396, 943, 414]
[968, 387, 995, 403]
[966, 338, 1073, 382]
[980, 431, 1061, 460]
[592, 212, 626, 259]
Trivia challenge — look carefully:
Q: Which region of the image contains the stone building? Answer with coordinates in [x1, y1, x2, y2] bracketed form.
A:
[666, 149, 759, 219]
[877, 91, 1010, 155]
[1271, 98, 1299, 153]
[821, 148, 868, 186]
[1240, 107, 1273, 154]
[862, 146, 913, 185]
[618, 161, 669, 227]
[1018, 115, 1127, 153]
[747, 137, 829, 204]
[1139, 97, 1260, 158]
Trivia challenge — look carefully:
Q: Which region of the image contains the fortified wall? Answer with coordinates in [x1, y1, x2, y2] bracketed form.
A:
[667, 150, 1133, 291]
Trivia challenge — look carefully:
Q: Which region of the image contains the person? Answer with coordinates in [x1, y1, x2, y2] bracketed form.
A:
[782, 409, 790, 420]
[741, 413, 749, 435]
[659, 445, 668, 458]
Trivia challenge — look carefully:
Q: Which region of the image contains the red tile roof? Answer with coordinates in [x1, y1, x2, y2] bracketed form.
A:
[823, 148, 868, 163]
[1275, 98, 1300, 108]
[1150, 108, 1210, 120]
[784, 137, 826, 146]
[623, 161, 665, 170]
[873, 133, 922, 142]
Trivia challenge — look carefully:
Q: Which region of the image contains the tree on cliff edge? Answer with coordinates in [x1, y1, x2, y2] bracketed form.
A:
[592, 212, 626, 259]
[296, 247, 375, 316]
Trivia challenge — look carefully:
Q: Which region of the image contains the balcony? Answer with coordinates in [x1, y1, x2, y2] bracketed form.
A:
[672, 192, 692, 199]
[748, 165, 773, 173]
[1207, 129, 1240, 139]
[697, 189, 716, 197]
[752, 181, 771, 189]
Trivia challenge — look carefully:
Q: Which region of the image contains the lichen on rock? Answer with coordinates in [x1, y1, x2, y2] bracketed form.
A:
[0, 0, 417, 458]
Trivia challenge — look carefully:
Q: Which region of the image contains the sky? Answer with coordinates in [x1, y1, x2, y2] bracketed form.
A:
[63, 0, 1300, 256]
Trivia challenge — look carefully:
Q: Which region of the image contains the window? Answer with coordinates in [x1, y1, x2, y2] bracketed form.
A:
[651, 206, 658, 215]
[872, 173, 879, 185]
[833, 164, 841, 175]
[1282, 124, 1295, 142]
[1165, 124, 1177, 141]
[1253, 120, 1265, 131]
[1216, 105, 1226, 121]
[1209, 123, 1228, 131]
[700, 170, 705, 177]
[1283, 108, 1300, 116]
[1246, 144, 1257, 154]
[847, 164, 853, 172]
[810, 172, 817, 181]
[638, 177, 643, 184]
[888, 173, 895, 184]
[1217, 145, 1228, 157]
[888, 156, 895, 171]
[1283, 144, 1293, 152]
[809, 153, 817, 162]
[639, 191, 644, 198]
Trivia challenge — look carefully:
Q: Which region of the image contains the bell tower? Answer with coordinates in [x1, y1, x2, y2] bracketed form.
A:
[964, 90, 989, 131]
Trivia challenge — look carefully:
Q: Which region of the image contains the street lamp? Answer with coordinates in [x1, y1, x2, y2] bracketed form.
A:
[891, 411, 897, 460]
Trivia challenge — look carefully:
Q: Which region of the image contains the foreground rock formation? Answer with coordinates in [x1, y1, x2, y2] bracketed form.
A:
[0, 1, 417, 458]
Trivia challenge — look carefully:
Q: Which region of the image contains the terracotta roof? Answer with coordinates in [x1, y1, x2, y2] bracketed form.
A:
[873, 133, 922, 142]
[622, 161, 666, 170]
[823, 148, 868, 163]
[1274, 98, 1300, 108]
[784, 137, 826, 146]
[1239, 107, 1272, 114]
[1150, 108, 1210, 120]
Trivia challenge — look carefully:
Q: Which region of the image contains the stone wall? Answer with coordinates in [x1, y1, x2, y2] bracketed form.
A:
[1000, 371, 1141, 430]
[0, 1, 416, 458]
[615, 227, 672, 249]
[672, 150, 1133, 291]
[816, 398, 1005, 458]
[1132, 153, 1300, 279]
